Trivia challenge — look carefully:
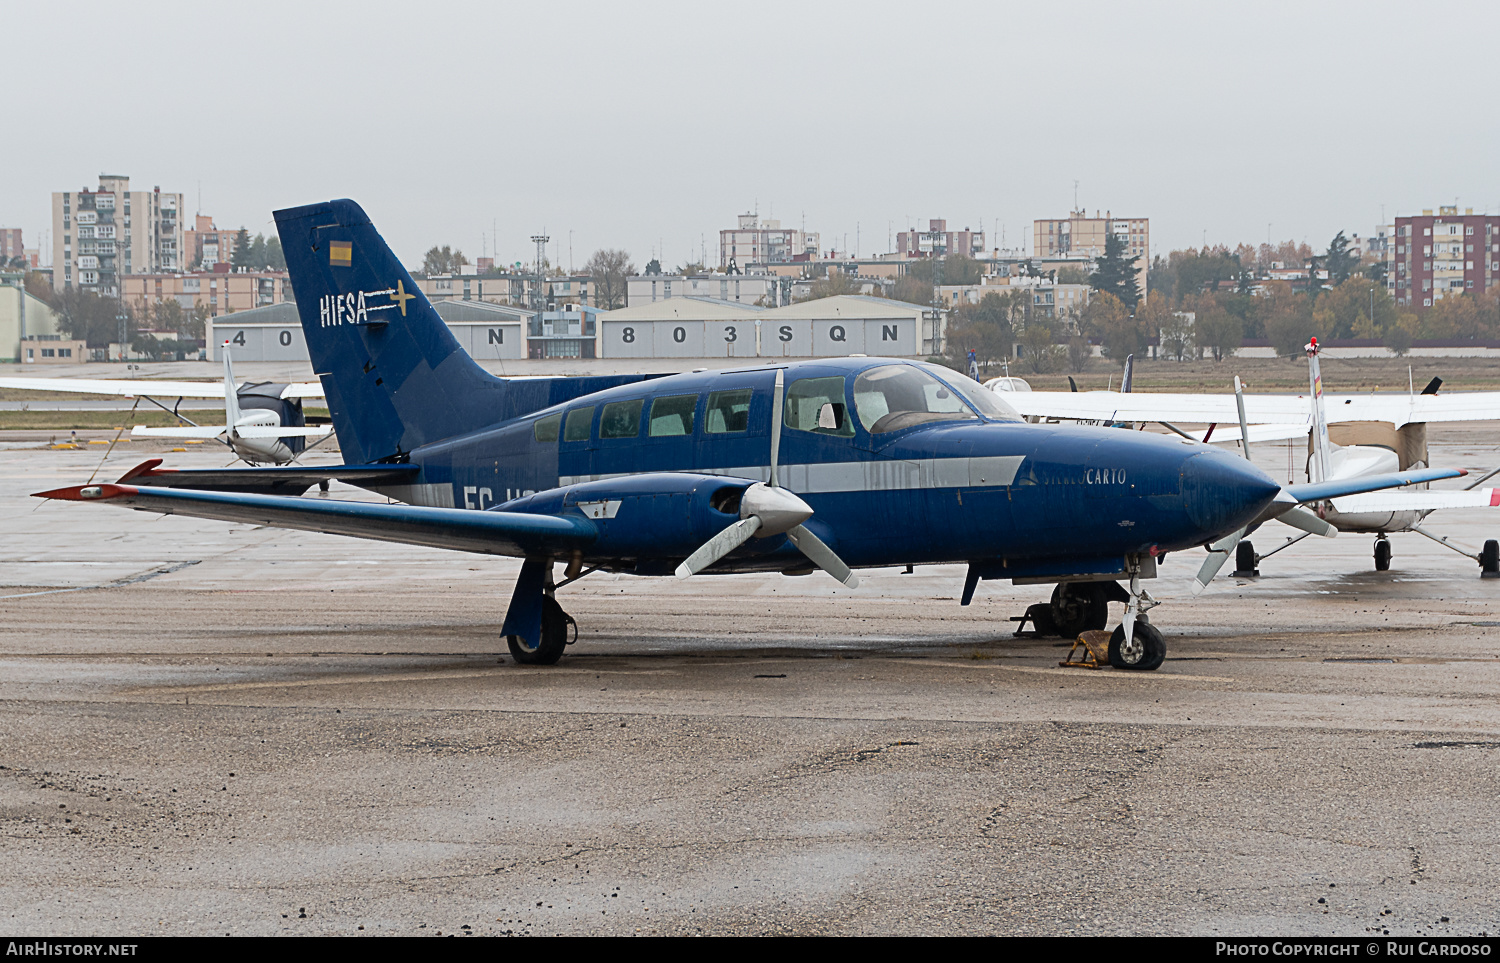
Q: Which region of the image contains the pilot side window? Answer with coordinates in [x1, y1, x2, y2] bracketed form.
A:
[599, 400, 643, 439]
[785, 376, 854, 437]
[705, 389, 752, 433]
[649, 394, 696, 436]
[533, 412, 561, 443]
[854, 364, 978, 434]
[564, 406, 594, 442]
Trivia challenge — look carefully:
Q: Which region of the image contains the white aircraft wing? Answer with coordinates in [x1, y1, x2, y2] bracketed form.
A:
[1005, 389, 1500, 428]
[0, 376, 324, 401]
[1330, 488, 1500, 514]
[131, 425, 332, 440]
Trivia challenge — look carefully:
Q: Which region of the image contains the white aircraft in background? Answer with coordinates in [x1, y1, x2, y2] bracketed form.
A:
[0, 346, 328, 465]
[988, 346, 1500, 584]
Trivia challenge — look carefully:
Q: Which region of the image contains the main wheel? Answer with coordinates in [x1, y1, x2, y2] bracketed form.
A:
[1481, 540, 1500, 578]
[1233, 540, 1258, 577]
[1108, 620, 1165, 671]
[1048, 583, 1109, 639]
[507, 596, 573, 665]
[1374, 538, 1392, 572]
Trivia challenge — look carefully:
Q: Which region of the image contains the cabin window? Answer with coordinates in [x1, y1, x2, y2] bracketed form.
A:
[599, 399, 643, 439]
[785, 377, 854, 437]
[649, 394, 696, 436]
[564, 406, 594, 442]
[705, 389, 753, 433]
[533, 412, 561, 443]
[854, 364, 978, 434]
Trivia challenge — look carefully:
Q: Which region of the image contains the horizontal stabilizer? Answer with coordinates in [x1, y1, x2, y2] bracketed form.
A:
[1287, 467, 1465, 503]
[131, 426, 227, 439]
[108, 458, 419, 496]
[32, 483, 596, 559]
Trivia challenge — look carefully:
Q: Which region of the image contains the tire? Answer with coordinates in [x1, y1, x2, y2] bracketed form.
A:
[1108, 620, 1165, 671]
[1048, 583, 1109, 639]
[1234, 540, 1258, 576]
[507, 596, 572, 665]
[1026, 602, 1058, 637]
[1482, 540, 1500, 578]
[1374, 538, 1392, 572]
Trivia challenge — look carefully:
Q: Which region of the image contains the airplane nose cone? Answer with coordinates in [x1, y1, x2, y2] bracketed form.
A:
[1180, 450, 1282, 538]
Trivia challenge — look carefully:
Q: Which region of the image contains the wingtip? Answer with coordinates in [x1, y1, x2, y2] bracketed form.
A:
[673, 563, 693, 579]
[1189, 580, 1208, 597]
[31, 483, 135, 501]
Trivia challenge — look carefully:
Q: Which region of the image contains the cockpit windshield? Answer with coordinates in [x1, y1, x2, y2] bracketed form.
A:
[918, 363, 1024, 423]
[853, 364, 979, 434]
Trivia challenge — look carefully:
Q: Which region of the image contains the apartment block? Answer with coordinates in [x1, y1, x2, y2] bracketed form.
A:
[719, 214, 819, 268]
[0, 228, 24, 266]
[1392, 206, 1498, 308]
[52, 174, 185, 295]
[183, 215, 239, 270]
[121, 268, 292, 319]
[1034, 210, 1149, 296]
[896, 220, 985, 258]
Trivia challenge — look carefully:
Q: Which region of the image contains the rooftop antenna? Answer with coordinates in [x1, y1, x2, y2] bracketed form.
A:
[1073, 179, 1079, 212]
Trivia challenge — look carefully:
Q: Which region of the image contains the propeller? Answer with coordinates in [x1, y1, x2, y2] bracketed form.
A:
[1191, 376, 1336, 596]
[675, 370, 859, 587]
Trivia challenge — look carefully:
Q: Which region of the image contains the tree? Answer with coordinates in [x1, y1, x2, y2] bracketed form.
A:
[1081, 291, 1141, 363]
[676, 261, 707, 276]
[1194, 309, 1243, 362]
[889, 274, 934, 306]
[230, 228, 252, 269]
[906, 254, 984, 286]
[49, 288, 132, 348]
[1325, 231, 1360, 286]
[1017, 320, 1064, 373]
[643, 259, 663, 276]
[420, 245, 469, 276]
[585, 249, 634, 309]
[185, 303, 210, 341]
[151, 297, 185, 338]
[1056, 265, 1090, 285]
[797, 272, 862, 302]
[1138, 294, 1187, 361]
[1088, 232, 1141, 307]
[1262, 286, 1318, 357]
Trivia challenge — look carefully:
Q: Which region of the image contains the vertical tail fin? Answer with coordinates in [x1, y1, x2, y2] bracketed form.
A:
[222, 344, 242, 427]
[1305, 337, 1332, 483]
[273, 199, 508, 464]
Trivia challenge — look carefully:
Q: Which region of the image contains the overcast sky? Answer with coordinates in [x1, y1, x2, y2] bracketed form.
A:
[7, 0, 1498, 272]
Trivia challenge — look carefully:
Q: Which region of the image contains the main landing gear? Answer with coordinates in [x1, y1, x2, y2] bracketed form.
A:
[1386, 530, 1500, 578]
[502, 557, 580, 666]
[1017, 577, 1164, 671]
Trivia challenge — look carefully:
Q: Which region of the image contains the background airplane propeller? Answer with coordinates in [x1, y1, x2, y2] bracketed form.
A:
[1191, 375, 1336, 594]
[675, 369, 859, 587]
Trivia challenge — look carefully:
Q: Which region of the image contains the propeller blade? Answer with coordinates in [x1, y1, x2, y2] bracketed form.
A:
[785, 524, 859, 588]
[675, 517, 762, 578]
[1275, 505, 1337, 538]
[769, 368, 784, 489]
[1190, 527, 1246, 596]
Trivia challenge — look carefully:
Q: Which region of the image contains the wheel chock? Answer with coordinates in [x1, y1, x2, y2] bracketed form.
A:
[1061, 630, 1112, 669]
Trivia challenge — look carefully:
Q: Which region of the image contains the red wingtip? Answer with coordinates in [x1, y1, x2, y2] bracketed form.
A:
[1458, 469, 1470, 476]
[32, 483, 138, 501]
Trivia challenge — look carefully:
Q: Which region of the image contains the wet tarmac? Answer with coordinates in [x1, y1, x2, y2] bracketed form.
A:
[2, 428, 1500, 936]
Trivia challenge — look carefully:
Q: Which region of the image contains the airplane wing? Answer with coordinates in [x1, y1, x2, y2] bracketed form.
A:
[1285, 467, 1466, 503]
[0, 376, 324, 401]
[33, 482, 595, 558]
[130, 425, 333, 439]
[1330, 488, 1500, 514]
[1006, 389, 1500, 429]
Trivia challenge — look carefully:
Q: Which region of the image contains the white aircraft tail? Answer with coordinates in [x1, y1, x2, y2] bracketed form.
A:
[1305, 337, 1333, 482]
[222, 343, 243, 429]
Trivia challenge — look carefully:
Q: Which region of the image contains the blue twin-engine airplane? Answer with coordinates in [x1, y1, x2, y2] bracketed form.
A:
[35, 200, 1463, 670]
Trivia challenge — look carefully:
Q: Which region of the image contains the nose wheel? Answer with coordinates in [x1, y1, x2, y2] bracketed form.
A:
[1109, 619, 1165, 670]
